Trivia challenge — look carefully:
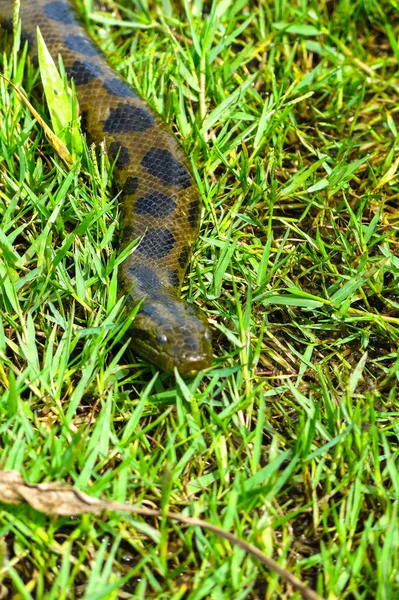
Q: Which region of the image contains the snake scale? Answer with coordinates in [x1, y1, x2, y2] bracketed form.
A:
[0, 0, 213, 377]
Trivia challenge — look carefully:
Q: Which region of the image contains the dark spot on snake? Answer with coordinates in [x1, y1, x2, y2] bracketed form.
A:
[103, 104, 153, 133]
[137, 228, 176, 259]
[121, 225, 134, 241]
[188, 199, 200, 228]
[178, 246, 190, 268]
[2, 18, 12, 32]
[109, 142, 130, 168]
[44, 1, 77, 24]
[168, 269, 180, 288]
[139, 304, 159, 318]
[80, 110, 89, 131]
[123, 176, 139, 196]
[65, 34, 99, 57]
[135, 191, 176, 218]
[141, 148, 192, 188]
[21, 30, 34, 46]
[66, 60, 101, 85]
[103, 78, 137, 99]
[129, 264, 160, 288]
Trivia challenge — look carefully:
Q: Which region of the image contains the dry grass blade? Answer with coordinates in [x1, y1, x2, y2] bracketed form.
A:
[0, 471, 324, 600]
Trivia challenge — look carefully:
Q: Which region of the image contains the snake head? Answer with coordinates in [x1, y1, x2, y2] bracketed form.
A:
[130, 296, 212, 377]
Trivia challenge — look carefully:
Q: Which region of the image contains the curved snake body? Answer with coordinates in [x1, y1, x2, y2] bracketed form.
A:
[0, 0, 212, 377]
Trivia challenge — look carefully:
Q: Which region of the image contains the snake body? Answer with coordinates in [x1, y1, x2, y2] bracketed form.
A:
[0, 0, 212, 377]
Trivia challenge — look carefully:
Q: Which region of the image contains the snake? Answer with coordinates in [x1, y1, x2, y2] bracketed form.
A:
[0, 0, 213, 377]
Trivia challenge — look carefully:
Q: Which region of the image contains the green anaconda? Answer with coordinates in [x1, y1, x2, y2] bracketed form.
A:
[0, 0, 213, 377]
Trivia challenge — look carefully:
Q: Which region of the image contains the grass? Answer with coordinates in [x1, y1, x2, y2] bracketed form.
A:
[0, 0, 399, 598]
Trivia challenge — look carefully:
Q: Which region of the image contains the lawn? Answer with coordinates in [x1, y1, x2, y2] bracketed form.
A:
[0, 0, 399, 598]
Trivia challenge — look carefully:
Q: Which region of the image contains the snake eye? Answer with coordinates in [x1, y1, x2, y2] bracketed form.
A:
[157, 333, 168, 344]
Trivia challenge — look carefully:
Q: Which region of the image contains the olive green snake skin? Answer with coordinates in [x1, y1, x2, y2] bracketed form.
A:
[0, 0, 213, 377]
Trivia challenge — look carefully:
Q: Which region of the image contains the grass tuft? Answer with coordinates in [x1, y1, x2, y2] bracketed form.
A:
[0, 0, 399, 598]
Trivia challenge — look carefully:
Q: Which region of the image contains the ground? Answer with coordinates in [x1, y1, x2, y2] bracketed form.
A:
[0, 0, 399, 598]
